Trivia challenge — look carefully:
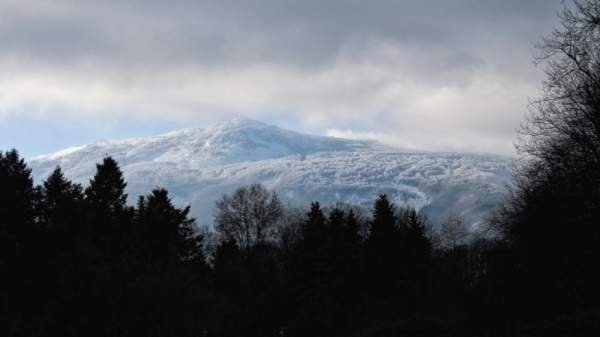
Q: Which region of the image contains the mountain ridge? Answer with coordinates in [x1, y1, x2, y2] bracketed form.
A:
[30, 118, 512, 227]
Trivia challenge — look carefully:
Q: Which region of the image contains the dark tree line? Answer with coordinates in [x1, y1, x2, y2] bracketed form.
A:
[1, 155, 211, 337]
[0, 150, 485, 336]
[2, 149, 597, 336]
[2, 1, 600, 335]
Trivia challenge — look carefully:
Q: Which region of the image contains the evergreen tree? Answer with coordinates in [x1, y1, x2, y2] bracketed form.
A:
[365, 195, 401, 295]
[398, 207, 431, 263]
[84, 156, 132, 254]
[342, 209, 363, 287]
[136, 188, 203, 264]
[326, 207, 346, 293]
[299, 202, 328, 296]
[328, 208, 364, 329]
[126, 189, 208, 337]
[78, 157, 134, 335]
[35, 167, 88, 335]
[288, 202, 332, 336]
[397, 207, 432, 309]
[40, 166, 84, 237]
[0, 149, 38, 337]
[85, 157, 127, 214]
[0, 149, 37, 252]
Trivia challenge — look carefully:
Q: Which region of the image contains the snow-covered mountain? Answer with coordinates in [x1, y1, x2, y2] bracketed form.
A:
[30, 118, 513, 227]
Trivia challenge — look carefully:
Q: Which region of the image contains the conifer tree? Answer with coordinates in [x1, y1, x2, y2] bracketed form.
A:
[287, 202, 332, 336]
[342, 209, 363, 283]
[0, 149, 38, 336]
[399, 207, 431, 261]
[326, 207, 346, 292]
[366, 195, 401, 295]
[84, 157, 132, 253]
[296, 202, 328, 294]
[85, 157, 127, 214]
[40, 166, 84, 236]
[397, 207, 432, 306]
[137, 188, 203, 264]
[0, 149, 37, 245]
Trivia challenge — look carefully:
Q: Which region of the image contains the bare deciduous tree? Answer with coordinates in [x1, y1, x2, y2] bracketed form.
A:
[214, 184, 283, 251]
[521, 0, 600, 174]
[492, 0, 600, 240]
[437, 213, 468, 251]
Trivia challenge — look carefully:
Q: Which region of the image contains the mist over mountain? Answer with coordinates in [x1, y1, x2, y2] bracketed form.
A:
[30, 118, 512, 227]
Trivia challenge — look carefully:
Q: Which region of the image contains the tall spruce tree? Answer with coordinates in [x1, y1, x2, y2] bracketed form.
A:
[366, 195, 401, 295]
[397, 207, 432, 308]
[288, 202, 332, 336]
[0, 150, 38, 337]
[84, 156, 132, 253]
[85, 157, 127, 214]
[136, 188, 203, 264]
[0, 149, 36, 250]
[35, 167, 87, 336]
[40, 166, 84, 237]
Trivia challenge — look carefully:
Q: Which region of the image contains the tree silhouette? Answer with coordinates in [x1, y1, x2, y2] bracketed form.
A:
[437, 213, 468, 251]
[0, 150, 38, 336]
[136, 188, 202, 263]
[0, 149, 37, 257]
[365, 195, 402, 296]
[489, 0, 600, 324]
[215, 184, 283, 252]
[85, 157, 128, 214]
[40, 166, 84, 236]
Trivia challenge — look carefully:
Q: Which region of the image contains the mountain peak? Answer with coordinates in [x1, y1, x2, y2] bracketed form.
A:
[33, 118, 379, 171]
[224, 116, 267, 127]
[202, 117, 274, 136]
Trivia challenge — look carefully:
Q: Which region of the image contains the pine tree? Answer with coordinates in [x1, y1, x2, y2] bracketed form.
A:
[34, 166, 88, 335]
[0, 149, 38, 336]
[397, 207, 432, 308]
[343, 209, 363, 285]
[288, 202, 332, 336]
[326, 207, 346, 292]
[136, 188, 203, 264]
[85, 157, 127, 214]
[328, 208, 364, 328]
[297, 201, 329, 293]
[365, 195, 401, 295]
[40, 166, 84, 237]
[0, 149, 37, 247]
[399, 207, 431, 262]
[84, 156, 132, 253]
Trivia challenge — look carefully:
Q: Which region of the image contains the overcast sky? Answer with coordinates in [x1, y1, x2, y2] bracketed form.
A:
[0, 0, 565, 157]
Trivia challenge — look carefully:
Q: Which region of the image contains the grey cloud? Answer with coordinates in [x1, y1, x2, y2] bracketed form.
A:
[0, 0, 567, 155]
[0, 0, 561, 67]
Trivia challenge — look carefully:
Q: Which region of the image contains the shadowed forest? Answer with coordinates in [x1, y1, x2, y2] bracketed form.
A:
[3, 2, 600, 336]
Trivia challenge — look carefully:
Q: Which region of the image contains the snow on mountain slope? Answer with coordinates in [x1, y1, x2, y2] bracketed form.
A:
[30, 118, 512, 227]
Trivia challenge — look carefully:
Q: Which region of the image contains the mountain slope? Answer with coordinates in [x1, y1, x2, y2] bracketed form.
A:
[30, 118, 512, 227]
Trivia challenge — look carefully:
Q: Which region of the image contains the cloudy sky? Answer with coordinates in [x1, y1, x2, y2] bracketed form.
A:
[0, 0, 565, 157]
